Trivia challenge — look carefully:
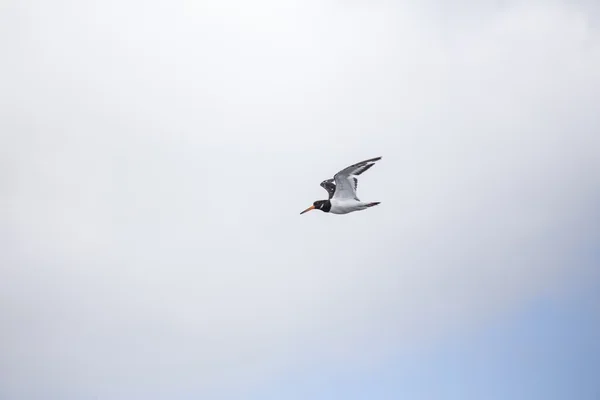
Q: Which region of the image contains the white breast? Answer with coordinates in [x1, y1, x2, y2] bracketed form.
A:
[330, 199, 366, 214]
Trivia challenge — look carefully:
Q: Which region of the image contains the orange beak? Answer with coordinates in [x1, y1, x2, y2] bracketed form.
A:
[300, 205, 315, 215]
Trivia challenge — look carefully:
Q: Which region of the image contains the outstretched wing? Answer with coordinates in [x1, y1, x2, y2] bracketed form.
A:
[332, 156, 381, 201]
[320, 178, 337, 199]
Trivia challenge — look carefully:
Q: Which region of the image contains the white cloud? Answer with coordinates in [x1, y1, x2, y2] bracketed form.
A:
[1, 1, 599, 398]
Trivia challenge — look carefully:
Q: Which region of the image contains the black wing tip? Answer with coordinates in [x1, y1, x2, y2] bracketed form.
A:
[355, 157, 382, 175]
[357, 156, 382, 165]
[354, 163, 370, 176]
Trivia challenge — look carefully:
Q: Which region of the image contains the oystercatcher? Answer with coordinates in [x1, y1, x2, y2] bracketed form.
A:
[300, 156, 382, 215]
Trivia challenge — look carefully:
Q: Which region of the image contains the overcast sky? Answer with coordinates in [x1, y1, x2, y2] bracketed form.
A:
[1, 1, 599, 399]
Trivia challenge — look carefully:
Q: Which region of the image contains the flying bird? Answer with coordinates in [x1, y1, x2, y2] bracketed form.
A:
[300, 156, 382, 215]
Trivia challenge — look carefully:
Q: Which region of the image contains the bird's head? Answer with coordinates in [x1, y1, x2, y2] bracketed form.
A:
[300, 200, 331, 214]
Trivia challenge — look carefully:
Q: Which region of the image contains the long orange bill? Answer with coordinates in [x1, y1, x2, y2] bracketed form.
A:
[300, 205, 315, 215]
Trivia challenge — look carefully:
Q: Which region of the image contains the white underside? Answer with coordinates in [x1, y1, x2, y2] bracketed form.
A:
[329, 199, 370, 214]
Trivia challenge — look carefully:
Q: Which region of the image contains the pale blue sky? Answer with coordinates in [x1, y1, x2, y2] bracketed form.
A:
[238, 212, 600, 400]
[245, 264, 600, 400]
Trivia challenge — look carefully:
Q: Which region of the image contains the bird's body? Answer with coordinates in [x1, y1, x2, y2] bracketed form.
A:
[300, 156, 382, 215]
[329, 198, 380, 214]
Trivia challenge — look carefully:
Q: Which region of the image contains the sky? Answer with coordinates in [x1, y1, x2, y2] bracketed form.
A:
[1, 0, 599, 399]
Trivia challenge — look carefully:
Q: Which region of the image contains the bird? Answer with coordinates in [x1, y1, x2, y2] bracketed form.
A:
[300, 156, 382, 215]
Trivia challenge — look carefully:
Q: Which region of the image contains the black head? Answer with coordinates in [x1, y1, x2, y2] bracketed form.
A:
[300, 200, 331, 214]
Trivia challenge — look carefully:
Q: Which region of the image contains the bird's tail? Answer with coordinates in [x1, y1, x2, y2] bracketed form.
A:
[366, 202, 380, 208]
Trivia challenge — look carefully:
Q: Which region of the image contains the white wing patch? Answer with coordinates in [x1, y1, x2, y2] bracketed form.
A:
[331, 157, 381, 201]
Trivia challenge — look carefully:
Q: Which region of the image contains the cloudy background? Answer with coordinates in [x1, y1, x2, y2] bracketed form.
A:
[1, 0, 599, 399]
